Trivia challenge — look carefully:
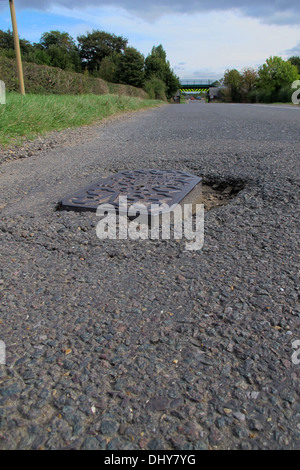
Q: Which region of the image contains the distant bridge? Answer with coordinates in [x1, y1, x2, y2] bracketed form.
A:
[179, 79, 216, 93]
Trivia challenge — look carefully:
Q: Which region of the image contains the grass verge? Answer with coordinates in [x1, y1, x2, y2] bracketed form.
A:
[0, 93, 165, 148]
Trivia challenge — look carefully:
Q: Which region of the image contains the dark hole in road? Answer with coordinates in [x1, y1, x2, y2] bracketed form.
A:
[198, 178, 245, 211]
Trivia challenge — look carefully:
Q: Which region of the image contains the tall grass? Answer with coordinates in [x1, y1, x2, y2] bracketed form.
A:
[0, 93, 164, 147]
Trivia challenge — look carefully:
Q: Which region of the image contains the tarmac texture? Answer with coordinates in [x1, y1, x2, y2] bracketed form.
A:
[0, 102, 299, 450]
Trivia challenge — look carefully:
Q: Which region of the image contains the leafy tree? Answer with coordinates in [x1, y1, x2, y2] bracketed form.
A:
[38, 31, 81, 72]
[241, 67, 258, 93]
[0, 26, 177, 96]
[25, 47, 51, 66]
[257, 56, 299, 92]
[0, 29, 14, 50]
[77, 30, 128, 74]
[288, 56, 300, 74]
[99, 52, 121, 82]
[144, 45, 167, 82]
[144, 76, 166, 100]
[144, 45, 179, 99]
[223, 69, 243, 102]
[116, 47, 145, 87]
[40, 31, 76, 50]
[0, 29, 34, 56]
[211, 79, 224, 87]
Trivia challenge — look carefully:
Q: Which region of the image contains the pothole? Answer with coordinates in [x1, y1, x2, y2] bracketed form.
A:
[197, 179, 245, 211]
[57, 170, 245, 214]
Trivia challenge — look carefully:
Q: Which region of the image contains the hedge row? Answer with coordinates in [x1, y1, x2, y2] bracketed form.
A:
[0, 55, 148, 98]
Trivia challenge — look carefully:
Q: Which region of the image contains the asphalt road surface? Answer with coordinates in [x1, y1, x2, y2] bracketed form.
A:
[0, 102, 299, 450]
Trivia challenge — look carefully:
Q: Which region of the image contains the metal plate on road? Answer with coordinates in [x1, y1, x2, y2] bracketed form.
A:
[59, 169, 201, 214]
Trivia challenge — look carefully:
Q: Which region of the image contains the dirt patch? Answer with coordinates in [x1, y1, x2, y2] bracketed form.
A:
[189, 178, 245, 211]
[201, 183, 240, 210]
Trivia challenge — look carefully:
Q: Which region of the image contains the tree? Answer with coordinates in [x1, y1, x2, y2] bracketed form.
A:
[257, 56, 299, 92]
[223, 69, 243, 102]
[40, 30, 76, 51]
[241, 67, 258, 93]
[39, 31, 81, 72]
[0, 29, 52, 67]
[144, 76, 166, 100]
[144, 45, 167, 82]
[116, 47, 145, 88]
[0, 29, 14, 50]
[144, 45, 179, 99]
[288, 56, 300, 74]
[77, 30, 128, 74]
[25, 46, 51, 66]
[0, 29, 34, 56]
[99, 52, 121, 82]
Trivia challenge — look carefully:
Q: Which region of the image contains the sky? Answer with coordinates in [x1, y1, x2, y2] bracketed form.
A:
[0, 0, 300, 81]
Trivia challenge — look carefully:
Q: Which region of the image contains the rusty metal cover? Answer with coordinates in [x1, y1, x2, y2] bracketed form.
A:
[59, 169, 201, 214]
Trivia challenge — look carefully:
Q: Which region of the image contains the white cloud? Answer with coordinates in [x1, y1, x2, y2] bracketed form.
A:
[47, 7, 300, 79]
[1, 1, 299, 80]
[283, 43, 300, 57]
[9, 0, 300, 25]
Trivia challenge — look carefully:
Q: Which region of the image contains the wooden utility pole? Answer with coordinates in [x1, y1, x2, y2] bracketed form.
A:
[9, 0, 25, 95]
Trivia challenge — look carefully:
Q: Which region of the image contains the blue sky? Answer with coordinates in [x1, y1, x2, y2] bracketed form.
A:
[0, 1, 300, 80]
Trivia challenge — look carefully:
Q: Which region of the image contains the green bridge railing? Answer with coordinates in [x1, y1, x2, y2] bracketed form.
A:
[179, 80, 216, 93]
[180, 79, 216, 86]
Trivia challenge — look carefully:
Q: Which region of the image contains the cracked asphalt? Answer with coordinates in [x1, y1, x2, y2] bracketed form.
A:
[0, 101, 299, 450]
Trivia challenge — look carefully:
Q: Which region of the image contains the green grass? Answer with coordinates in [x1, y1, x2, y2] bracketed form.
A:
[0, 93, 165, 148]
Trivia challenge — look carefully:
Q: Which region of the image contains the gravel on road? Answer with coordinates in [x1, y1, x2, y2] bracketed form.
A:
[0, 102, 299, 450]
